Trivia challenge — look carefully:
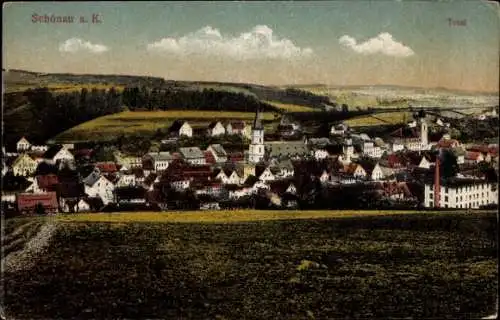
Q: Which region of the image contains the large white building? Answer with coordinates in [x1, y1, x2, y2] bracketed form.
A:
[248, 109, 265, 164]
[424, 179, 498, 209]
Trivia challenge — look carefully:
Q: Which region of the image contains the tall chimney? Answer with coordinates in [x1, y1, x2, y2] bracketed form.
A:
[434, 158, 440, 208]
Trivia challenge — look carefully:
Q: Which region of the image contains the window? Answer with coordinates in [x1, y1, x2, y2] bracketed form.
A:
[429, 202, 433, 207]
[430, 193, 433, 199]
[445, 187, 448, 193]
[445, 196, 448, 202]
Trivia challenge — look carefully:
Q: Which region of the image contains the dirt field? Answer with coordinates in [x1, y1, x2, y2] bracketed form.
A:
[3, 211, 497, 319]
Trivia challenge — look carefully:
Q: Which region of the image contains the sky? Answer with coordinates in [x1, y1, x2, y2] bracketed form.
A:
[3, 1, 499, 92]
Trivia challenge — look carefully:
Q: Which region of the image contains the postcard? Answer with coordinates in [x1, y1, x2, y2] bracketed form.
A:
[1, 1, 498, 319]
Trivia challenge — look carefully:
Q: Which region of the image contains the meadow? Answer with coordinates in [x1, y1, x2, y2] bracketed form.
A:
[263, 100, 319, 112]
[3, 210, 497, 319]
[345, 111, 412, 127]
[54, 110, 276, 142]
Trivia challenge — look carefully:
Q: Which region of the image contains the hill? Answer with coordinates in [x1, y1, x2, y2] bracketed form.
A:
[2, 210, 497, 319]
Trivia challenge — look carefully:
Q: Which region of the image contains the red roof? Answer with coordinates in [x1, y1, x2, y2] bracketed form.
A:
[73, 148, 94, 157]
[204, 151, 216, 164]
[437, 139, 459, 148]
[96, 162, 118, 173]
[387, 154, 404, 168]
[465, 151, 483, 161]
[36, 174, 59, 191]
[229, 121, 245, 130]
[467, 145, 498, 156]
[17, 192, 58, 212]
[229, 152, 244, 162]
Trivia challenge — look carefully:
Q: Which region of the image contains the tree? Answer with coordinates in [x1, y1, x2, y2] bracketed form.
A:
[440, 149, 459, 179]
[34, 203, 46, 215]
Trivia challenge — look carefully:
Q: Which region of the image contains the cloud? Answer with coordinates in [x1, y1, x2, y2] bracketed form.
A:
[147, 25, 313, 60]
[339, 32, 414, 57]
[59, 38, 109, 54]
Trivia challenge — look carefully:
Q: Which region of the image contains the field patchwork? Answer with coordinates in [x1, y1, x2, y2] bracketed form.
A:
[54, 110, 276, 142]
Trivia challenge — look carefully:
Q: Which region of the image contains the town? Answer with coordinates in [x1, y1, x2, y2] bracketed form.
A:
[2, 105, 498, 216]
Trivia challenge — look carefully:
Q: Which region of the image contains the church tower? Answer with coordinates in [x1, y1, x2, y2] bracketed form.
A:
[420, 117, 428, 147]
[248, 107, 265, 164]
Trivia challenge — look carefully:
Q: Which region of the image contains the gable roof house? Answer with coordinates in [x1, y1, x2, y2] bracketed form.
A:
[95, 162, 118, 176]
[11, 153, 38, 177]
[207, 144, 228, 163]
[207, 121, 226, 136]
[17, 192, 58, 215]
[465, 151, 485, 164]
[16, 137, 32, 152]
[179, 147, 206, 165]
[26, 174, 60, 193]
[226, 121, 248, 136]
[43, 145, 74, 164]
[169, 120, 193, 138]
[83, 172, 115, 205]
[144, 152, 172, 172]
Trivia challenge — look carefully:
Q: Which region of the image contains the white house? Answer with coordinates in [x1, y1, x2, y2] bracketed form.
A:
[371, 163, 385, 181]
[179, 147, 206, 165]
[331, 123, 348, 136]
[418, 156, 433, 169]
[319, 170, 330, 184]
[258, 167, 276, 182]
[207, 144, 228, 163]
[84, 175, 114, 205]
[30, 145, 48, 152]
[146, 152, 172, 172]
[16, 137, 31, 152]
[115, 174, 136, 187]
[43, 145, 74, 164]
[171, 178, 191, 191]
[11, 153, 38, 176]
[208, 121, 226, 136]
[314, 149, 329, 160]
[424, 179, 498, 209]
[226, 171, 242, 185]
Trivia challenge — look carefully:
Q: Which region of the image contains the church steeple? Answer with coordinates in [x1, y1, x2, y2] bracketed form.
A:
[252, 107, 263, 130]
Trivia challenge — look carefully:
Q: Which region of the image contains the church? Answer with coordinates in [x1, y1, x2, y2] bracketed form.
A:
[245, 108, 310, 165]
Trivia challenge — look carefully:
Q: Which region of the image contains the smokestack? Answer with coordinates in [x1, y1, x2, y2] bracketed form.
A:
[434, 158, 440, 208]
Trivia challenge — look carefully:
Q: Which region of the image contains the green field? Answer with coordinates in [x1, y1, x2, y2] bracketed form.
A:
[345, 111, 412, 127]
[3, 210, 497, 319]
[264, 100, 319, 112]
[54, 110, 277, 142]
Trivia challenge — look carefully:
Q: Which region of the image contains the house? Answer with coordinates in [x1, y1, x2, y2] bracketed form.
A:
[11, 153, 38, 177]
[331, 123, 348, 136]
[465, 151, 484, 164]
[371, 163, 385, 181]
[319, 170, 330, 184]
[169, 120, 193, 137]
[113, 151, 142, 169]
[423, 178, 498, 209]
[436, 138, 460, 149]
[115, 173, 137, 187]
[179, 147, 206, 165]
[271, 159, 294, 179]
[204, 151, 217, 165]
[31, 145, 48, 152]
[17, 192, 58, 215]
[418, 155, 434, 169]
[194, 183, 226, 198]
[313, 149, 329, 160]
[26, 174, 59, 193]
[208, 121, 226, 136]
[266, 141, 310, 160]
[144, 152, 172, 172]
[43, 145, 74, 164]
[83, 173, 115, 205]
[207, 144, 228, 163]
[226, 121, 247, 136]
[257, 166, 276, 182]
[213, 168, 242, 185]
[95, 162, 119, 176]
[343, 163, 367, 180]
[115, 186, 147, 205]
[16, 137, 31, 152]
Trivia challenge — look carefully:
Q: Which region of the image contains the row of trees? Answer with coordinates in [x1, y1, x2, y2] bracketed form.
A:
[122, 87, 279, 113]
[5, 87, 123, 146]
